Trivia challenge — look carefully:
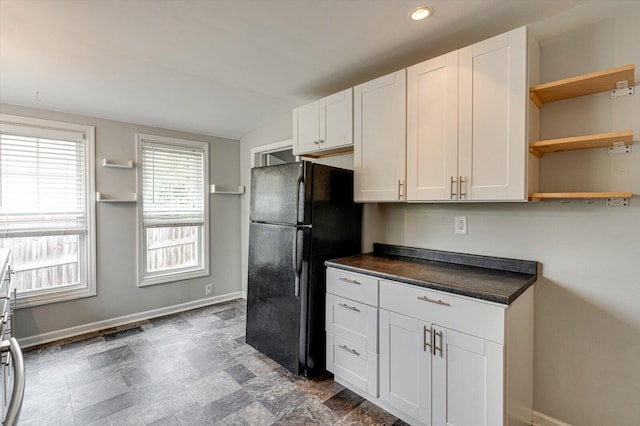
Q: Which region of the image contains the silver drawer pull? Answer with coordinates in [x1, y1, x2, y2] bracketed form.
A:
[339, 277, 361, 285]
[338, 344, 360, 356]
[417, 295, 451, 306]
[338, 303, 360, 312]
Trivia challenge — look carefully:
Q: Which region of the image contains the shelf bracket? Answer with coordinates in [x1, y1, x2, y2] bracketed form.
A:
[611, 81, 634, 99]
[606, 198, 629, 207]
[608, 141, 632, 156]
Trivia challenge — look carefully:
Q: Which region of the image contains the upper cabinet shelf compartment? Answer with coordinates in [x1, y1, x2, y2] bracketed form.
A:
[529, 130, 634, 157]
[529, 64, 635, 107]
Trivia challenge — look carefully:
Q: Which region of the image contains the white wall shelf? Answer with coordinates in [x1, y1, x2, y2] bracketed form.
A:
[96, 192, 137, 203]
[210, 184, 245, 195]
[102, 158, 135, 169]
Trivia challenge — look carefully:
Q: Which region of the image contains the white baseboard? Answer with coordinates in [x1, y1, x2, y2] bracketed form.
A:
[532, 410, 573, 426]
[19, 292, 243, 349]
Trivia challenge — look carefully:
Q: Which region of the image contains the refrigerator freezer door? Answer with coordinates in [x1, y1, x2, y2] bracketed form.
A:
[250, 162, 309, 225]
[246, 222, 309, 375]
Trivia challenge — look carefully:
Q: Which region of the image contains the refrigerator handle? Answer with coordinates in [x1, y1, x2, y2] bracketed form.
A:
[294, 166, 305, 225]
[293, 228, 303, 298]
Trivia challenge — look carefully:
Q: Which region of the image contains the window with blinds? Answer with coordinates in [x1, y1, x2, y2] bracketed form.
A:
[0, 114, 96, 307]
[137, 134, 209, 286]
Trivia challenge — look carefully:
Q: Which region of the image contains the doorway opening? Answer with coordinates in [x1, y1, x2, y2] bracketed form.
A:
[250, 139, 296, 168]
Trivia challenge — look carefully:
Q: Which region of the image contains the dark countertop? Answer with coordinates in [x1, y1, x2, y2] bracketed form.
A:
[325, 244, 537, 305]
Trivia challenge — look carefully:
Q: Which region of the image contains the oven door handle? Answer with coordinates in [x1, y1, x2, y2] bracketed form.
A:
[3, 337, 25, 426]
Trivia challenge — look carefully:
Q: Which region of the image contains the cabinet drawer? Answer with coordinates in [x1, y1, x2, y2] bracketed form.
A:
[380, 280, 505, 344]
[327, 333, 378, 397]
[326, 268, 378, 306]
[326, 294, 377, 352]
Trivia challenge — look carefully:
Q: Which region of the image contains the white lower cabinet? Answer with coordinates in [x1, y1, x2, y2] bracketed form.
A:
[326, 268, 534, 426]
[379, 310, 432, 423]
[325, 269, 379, 397]
[379, 310, 504, 426]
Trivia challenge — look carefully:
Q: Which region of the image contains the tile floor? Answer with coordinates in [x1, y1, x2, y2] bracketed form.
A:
[21, 299, 407, 425]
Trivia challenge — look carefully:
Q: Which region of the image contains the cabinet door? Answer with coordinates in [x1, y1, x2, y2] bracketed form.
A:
[293, 100, 320, 155]
[354, 70, 406, 202]
[432, 327, 504, 426]
[379, 310, 432, 424]
[407, 51, 459, 201]
[320, 88, 353, 150]
[458, 26, 528, 201]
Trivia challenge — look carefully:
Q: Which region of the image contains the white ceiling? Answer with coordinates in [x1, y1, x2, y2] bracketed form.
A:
[0, 0, 587, 140]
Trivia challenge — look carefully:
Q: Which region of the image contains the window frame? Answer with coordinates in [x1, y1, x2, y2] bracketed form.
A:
[0, 114, 96, 308]
[135, 133, 209, 287]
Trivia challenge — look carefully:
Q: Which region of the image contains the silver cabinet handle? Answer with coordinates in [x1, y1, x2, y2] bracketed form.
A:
[1, 313, 10, 337]
[417, 295, 451, 306]
[3, 267, 14, 282]
[398, 180, 404, 200]
[338, 344, 360, 356]
[423, 325, 432, 352]
[459, 176, 466, 199]
[339, 277, 360, 285]
[313, 140, 319, 145]
[450, 176, 457, 200]
[338, 303, 360, 312]
[319, 139, 324, 144]
[1, 337, 25, 426]
[434, 330, 443, 357]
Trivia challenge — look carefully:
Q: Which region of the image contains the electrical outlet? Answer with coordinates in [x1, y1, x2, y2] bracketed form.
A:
[205, 284, 213, 296]
[454, 216, 467, 234]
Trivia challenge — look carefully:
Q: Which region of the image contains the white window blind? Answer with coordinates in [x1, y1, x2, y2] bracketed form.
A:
[0, 129, 86, 237]
[141, 142, 205, 228]
[0, 114, 96, 307]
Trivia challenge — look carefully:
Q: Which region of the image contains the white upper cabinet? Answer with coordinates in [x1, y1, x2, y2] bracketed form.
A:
[354, 70, 407, 202]
[407, 51, 459, 201]
[407, 26, 528, 201]
[458, 26, 528, 201]
[293, 101, 320, 155]
[292, 88, 353, 156]
[321, 89, 353, 151]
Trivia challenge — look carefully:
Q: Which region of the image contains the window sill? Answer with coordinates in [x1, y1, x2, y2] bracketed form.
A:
[138, 267, 209, 287]
[16, 285, 96, 309]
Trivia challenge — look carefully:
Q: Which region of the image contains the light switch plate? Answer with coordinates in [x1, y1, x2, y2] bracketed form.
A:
[455, 216, 467, 234]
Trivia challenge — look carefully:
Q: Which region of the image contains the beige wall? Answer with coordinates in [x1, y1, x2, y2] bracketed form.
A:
[239, 3, 640, 424]
[2, 103, 242, 340]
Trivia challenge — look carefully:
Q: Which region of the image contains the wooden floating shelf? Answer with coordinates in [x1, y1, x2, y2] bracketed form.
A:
[529, 192, 632, 202]
[529, 130, 634, 157]
[529, 64, 635, 107]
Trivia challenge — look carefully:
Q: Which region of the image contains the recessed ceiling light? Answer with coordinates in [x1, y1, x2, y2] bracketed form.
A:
[409, 6, 433, 21]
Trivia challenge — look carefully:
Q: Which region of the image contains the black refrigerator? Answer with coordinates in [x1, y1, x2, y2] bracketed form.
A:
[246, 161, 362, 377]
